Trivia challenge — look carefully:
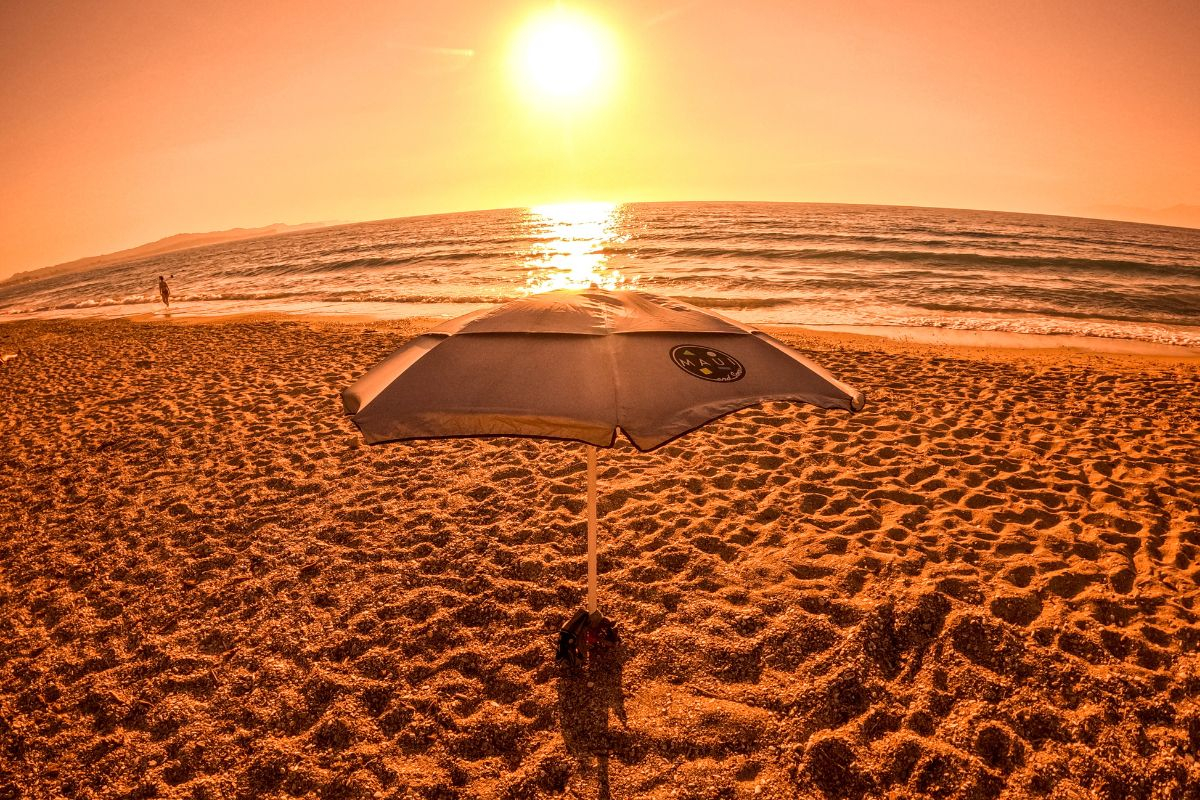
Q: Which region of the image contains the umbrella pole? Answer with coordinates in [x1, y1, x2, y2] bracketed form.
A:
[586, 445, 598, 614]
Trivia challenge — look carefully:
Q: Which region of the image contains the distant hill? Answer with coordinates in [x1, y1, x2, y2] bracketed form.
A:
[1, 222, 333, 286]
[1086, 204, 1200, 230]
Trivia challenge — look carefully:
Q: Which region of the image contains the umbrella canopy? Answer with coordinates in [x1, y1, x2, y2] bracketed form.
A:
[343, 288, 864, 449]
[343, 288, 864, 622]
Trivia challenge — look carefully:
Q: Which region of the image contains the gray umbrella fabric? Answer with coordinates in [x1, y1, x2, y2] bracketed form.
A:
[343, 288, 864, 614]
[343, 289, 864, 450]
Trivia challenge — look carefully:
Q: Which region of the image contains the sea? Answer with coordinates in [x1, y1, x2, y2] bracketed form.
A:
[3, 202, 1199, 349]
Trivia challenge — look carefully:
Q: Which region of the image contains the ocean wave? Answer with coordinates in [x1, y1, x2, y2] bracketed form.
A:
[244, 249, 532, 277]
[872, 316, 1200, 348]
[308, 233, 547, 260]
[2, 290, 515, 314]
[599, 244, 1199, 276]
[6, 292, 1198, 347]
[4, 202, 1199, 347]
[326, 291, 517, 305]
[14, 286, 1193, 330]
[632, 225, 1156, 252]
[669, 295, 798, 309]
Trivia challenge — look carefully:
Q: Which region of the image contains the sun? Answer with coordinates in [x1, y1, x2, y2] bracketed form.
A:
[512, 9, 615, 103]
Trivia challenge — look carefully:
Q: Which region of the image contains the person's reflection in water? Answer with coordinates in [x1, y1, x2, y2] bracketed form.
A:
[556, 642, 628, 799]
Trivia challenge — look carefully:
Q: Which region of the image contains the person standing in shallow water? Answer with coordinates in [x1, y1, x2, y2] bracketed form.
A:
[158, 275, 170, 308]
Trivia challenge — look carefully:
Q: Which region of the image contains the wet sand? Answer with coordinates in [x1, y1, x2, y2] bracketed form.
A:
[1, 317, 1197, 799]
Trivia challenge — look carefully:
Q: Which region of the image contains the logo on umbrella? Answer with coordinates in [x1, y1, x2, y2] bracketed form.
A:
[670, 345, 745, 382]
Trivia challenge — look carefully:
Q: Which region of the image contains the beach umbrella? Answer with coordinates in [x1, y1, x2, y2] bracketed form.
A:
[342, 288, 864, 655]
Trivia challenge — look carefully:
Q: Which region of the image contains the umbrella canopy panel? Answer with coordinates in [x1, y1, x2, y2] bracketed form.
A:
[344, 289, 865, 451]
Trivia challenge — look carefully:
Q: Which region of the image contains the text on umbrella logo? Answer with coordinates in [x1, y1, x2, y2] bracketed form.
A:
[669, 345, 745, 382]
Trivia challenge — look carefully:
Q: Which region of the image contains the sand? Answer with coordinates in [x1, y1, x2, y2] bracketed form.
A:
[0, 316, 1198, 799]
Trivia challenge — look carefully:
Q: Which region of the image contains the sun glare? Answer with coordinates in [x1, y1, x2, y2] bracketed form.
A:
[522, 202, 632, 293]
[513, 9, 615, 103]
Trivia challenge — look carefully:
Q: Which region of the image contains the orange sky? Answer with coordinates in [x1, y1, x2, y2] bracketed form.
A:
[2, 0, 1198, 278]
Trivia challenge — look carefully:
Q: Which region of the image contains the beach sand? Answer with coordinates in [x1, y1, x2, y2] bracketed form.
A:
[1, 317, 1197, 799]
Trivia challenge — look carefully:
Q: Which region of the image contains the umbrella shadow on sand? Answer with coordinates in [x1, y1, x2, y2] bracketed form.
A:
[556, 644, 629, 799]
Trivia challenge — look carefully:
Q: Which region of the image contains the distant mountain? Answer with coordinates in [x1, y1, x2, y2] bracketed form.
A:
[1086, 204, 1200, 230]
[2, 222, 333, 286]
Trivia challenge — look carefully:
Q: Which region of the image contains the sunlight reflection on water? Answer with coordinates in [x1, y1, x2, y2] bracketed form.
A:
[521, 201, 635, 293]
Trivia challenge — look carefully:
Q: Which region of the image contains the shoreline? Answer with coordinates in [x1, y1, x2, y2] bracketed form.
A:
[5, 310, 1198, 362]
